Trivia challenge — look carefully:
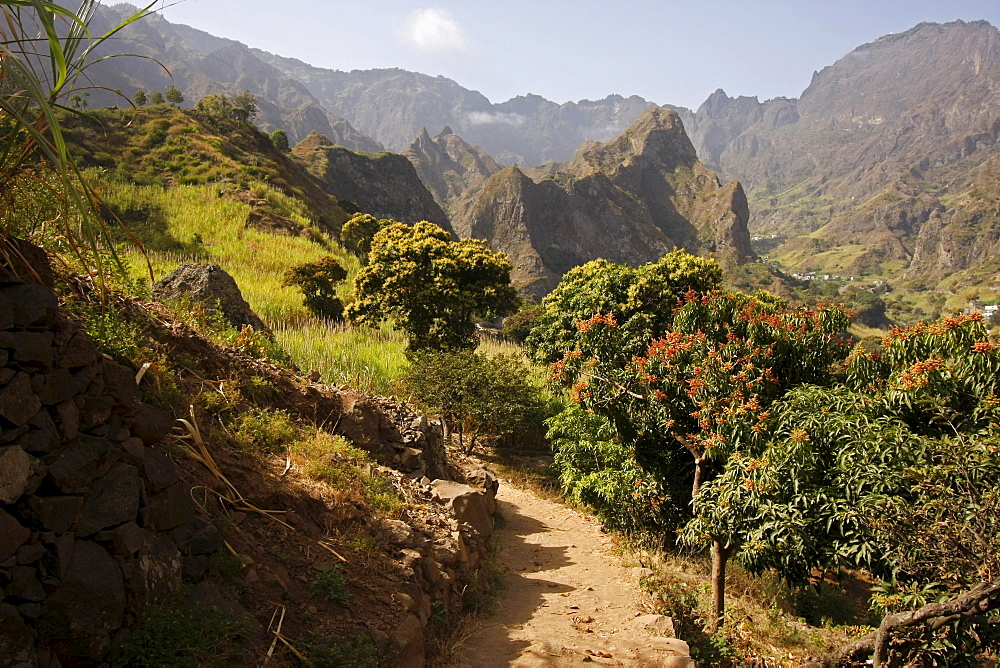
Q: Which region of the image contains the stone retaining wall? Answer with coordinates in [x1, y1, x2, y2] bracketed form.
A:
[0, 265, 218, 666]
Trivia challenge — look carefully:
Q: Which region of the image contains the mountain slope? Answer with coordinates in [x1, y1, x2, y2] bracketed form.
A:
[293, 132, 452, 233]
[451, 108, 755, 297]
[402, 127, 504, 215]
[681, 20, 1000, 296]
[87, 5, 381, 151]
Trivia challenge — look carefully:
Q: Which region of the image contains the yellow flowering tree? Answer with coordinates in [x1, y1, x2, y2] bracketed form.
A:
[346, 221, 519, 350]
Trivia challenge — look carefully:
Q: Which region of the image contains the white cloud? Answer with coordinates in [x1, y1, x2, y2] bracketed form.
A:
[401, 7, 471, 54]
[465, 111, 526, 127]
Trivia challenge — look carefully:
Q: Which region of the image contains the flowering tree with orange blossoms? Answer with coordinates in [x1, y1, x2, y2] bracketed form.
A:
[550, 289, 852, 628]
[687, 313, 1000, 664]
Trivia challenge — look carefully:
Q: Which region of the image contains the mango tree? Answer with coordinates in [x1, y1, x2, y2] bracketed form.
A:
[544, 281, 851, 628]
[689, 313, 1000, 663]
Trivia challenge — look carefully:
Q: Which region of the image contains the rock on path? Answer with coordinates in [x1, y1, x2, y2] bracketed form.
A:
[449, 481, 694, 667]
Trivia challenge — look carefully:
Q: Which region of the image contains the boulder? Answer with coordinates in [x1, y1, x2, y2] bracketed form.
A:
[76, 464, 143, 536]
[0, 508, 30, 561]
[0, 372, 42, 427]
[152, 263, 270, 333]
[429, 480, 493, 540]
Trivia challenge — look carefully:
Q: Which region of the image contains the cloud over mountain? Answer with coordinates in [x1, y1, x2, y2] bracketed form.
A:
[400, 8, 472, 55]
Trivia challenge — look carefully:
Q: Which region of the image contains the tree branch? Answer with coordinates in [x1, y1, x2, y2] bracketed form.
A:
[823, 577, 1000, 667]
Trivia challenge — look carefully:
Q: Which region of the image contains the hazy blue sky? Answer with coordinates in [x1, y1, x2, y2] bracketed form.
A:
[155, 0, 1000, 109]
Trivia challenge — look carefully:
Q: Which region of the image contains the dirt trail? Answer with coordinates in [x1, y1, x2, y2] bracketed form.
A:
[450, 481, 693, 667]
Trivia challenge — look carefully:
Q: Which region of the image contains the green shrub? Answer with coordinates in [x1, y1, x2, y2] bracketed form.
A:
[402, 349, 547, 453]
[230, 409, 298, 455]
[502, 303, 544, 343]
[311, 565, 351, 604]
[548, 404, 682, 537]
[112, 601, 247, 667]
[282, 257, 347, 320]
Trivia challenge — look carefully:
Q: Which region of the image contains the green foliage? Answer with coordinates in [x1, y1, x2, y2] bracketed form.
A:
[690, 314, 1000, 662]
[150, 91, 164, 104]
[229, 409, 298, 455]
[306, 634, 382, 668]
[547, 404, 680, 536]
[282, 256, 348, 320]
[311, 565, 351, 604]
[347, 221, 519, 351]
[270, 128, 289, 152]
[133, 90, 148, 106]
[525, 250, 723, 365]
[642, 573, 733, 665]
[231, 90, 258, 124]
[165, 86, 184, 106]
[403, 349, 547, 452]
[340, 213, 391, 263]
[1, 0, 152, 278]
[502, 303, 544, 343]
[195, 94, 232, 119]
[112, 600, 247, 667]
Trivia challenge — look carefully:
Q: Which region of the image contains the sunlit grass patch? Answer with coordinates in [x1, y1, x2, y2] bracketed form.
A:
[274, 320, 408, 396]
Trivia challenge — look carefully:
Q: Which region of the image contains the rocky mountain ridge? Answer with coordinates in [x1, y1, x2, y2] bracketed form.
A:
[679, 20, 1000, 293]
[442, 108, 756, 297]
[83, 8, 1000, 299]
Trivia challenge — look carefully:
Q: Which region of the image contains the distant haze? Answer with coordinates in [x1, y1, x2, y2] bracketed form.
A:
[153, 0, 1000, 108]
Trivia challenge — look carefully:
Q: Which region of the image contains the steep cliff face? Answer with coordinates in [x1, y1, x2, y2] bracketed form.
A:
[402, 127, 503, 213]
[294, 133, 452, 233]
[454, 109, 755, 297]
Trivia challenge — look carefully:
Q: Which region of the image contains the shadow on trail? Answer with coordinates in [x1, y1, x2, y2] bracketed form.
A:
[461, 492, 575, 665]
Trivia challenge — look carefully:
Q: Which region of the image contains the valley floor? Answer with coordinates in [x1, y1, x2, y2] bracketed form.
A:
[447, 481, 693, 667]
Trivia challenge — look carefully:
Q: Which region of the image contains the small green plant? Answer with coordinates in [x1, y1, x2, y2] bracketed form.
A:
[306, 634, 381, 668]
[208, 552, 248, 596]
[111, 599, 247, 667]
[229, 409, 298, 455]
[641, 573, 733, 665]
[361, 472, 404, 515]
[311, 565, 351, 604]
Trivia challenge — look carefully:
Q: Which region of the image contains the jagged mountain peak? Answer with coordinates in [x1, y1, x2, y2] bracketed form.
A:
[563, 107, 698, 177]
[403, 127, 504, 213]
[454, 108, 755, 297]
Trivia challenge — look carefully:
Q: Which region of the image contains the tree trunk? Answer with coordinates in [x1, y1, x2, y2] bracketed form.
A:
[692, 456, 706, 511]
[710, 540, 734, 631]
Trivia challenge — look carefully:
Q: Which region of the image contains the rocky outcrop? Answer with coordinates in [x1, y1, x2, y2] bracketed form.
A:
[403, 127, 503, 214]
[454, 108, 756, 297]
[152, 263, 270, 333]
[0, 264, 223, 665]
[294, 132, 453, 234]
